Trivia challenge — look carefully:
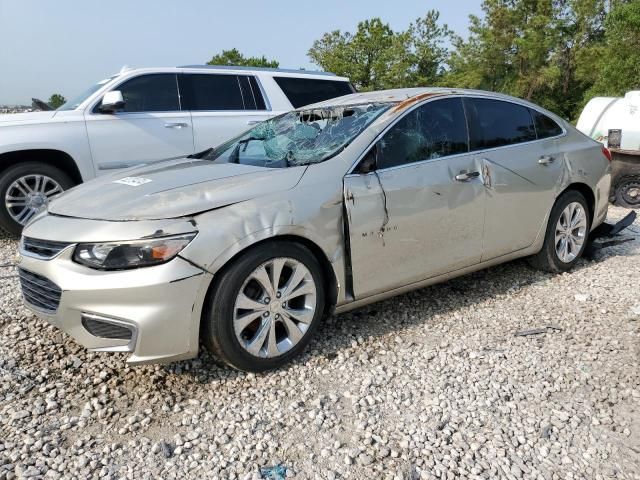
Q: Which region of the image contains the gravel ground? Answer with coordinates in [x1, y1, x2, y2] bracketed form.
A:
[1, 206, 639, 480]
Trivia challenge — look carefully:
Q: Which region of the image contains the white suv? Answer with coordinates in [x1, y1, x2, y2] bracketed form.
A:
[0, 66, 354, 235]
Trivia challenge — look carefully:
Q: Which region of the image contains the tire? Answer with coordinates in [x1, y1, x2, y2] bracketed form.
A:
[0, 162, 74, 237]
[613, 175, 640, 209]
[202, 241, 326, 372]
[528, 190, 591, 273]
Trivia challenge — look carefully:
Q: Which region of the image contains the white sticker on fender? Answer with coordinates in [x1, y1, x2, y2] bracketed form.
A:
[114, 177, 152, 187]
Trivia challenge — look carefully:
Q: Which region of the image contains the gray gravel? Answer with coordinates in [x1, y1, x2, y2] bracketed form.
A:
[1, 206, 639, 480]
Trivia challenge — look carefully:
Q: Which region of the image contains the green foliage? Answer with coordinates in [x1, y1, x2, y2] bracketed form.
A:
[48, 93, 66, 109]
[308, 11, 454, 91]
[308, 1, 639, 120]
[207, 48, 279, 68]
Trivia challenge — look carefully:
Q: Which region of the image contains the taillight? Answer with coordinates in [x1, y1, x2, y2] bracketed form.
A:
[601, 145, 612, 162]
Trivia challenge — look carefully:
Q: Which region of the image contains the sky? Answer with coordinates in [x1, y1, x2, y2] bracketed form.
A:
[0, 0, 482, 105]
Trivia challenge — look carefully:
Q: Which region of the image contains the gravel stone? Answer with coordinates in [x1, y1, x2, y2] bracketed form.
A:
[0, 207, 639, 479]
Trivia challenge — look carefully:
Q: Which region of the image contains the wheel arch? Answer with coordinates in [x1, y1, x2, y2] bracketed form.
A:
[0, 149, 83, 185]
[559, 182, 596, 222]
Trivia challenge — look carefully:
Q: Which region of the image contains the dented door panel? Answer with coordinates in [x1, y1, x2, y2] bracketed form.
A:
[344, 154, 486, 299]
[481, 139, 563, 260]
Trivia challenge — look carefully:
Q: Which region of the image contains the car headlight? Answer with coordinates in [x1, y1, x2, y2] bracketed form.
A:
[73, 233, 196, 270]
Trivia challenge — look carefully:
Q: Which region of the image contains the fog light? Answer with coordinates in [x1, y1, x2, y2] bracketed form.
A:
[81, 313, 133, 340]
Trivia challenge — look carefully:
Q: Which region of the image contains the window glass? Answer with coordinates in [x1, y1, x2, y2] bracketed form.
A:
[465, 98, 536, 150]
[377, 98, 469, 170]
[273, 77, 355, 108]
[115, 74, 180, 112]
[182, 74, 244, 111]
[532, 110, 563, 138]
[238, 76, 257, 110]
[248, 76, 267, 110]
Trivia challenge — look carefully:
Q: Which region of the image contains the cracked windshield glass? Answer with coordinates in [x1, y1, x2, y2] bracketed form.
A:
[205, 103, 392, 168]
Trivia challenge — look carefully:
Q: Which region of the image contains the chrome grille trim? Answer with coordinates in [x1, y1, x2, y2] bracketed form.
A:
[18, 268, 62, 313]
[21, 237, 72, 260]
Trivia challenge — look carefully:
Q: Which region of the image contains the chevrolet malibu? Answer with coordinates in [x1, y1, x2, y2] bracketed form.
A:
[18, 88, 611, 372]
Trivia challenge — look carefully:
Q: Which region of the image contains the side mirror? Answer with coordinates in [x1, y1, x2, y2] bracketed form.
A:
[99, 90, 125, 113]
[356, 145, 378, 174]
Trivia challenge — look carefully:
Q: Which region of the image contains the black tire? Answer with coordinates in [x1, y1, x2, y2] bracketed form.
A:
[528, 190, 591, 273]
[202, 241, 326, 372]
[0, 162, 75, 237]
[613, 175, 640, 209]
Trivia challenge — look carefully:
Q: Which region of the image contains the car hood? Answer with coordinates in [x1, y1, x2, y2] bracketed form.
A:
[0, 111, 57, 124]
[48, 159, 307, 221]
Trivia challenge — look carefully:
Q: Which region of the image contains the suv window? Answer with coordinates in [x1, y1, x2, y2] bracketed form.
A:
[377, 98, 469, 170]
[531, 109, 563, 138]
[115, 74, 180, 113]
[238, 76, 268, 110]
[273, 77, 355, 108]
[180, 74, 245, 111]
[465, 98, 536, 150]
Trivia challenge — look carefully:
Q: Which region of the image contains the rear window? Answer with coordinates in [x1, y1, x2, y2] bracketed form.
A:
[465, 98, 537, 150]
[273, 77, 355, 108]
[531, 110, 563, 138]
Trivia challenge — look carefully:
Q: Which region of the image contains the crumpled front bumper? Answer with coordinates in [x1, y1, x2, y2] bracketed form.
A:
[18, 246, 212, 365]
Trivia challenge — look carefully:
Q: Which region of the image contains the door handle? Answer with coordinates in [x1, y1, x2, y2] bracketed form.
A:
[455, 170, 480, 182]
[164, 122, 189, 129]
[246, 120, 261, 125]
[538, 155, 555, 165]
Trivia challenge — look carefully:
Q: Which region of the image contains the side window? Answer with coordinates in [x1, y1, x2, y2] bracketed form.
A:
[531, 110, 563, 138]
[273, 77, 355, 108]
[465, 98, 536, 150]
[114, 74, 180, 113]
[377, 98, 469, 170]
[238, 75, 268, 110]
[181, 74, 244, 111]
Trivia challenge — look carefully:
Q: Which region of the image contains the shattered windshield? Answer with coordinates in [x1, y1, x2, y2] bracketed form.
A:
[204, 103, 391, 168]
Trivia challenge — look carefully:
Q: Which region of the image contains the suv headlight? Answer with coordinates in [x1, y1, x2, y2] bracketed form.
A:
[73, 233, 196, 270]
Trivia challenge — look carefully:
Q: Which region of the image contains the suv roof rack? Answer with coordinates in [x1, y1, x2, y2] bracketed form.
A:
[178, 65, 337, 77]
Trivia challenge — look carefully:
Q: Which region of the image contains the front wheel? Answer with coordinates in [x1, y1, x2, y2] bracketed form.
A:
[0, 162, 74, 236]
[202, 241, 326, 372]
[528, 190, 591, 273]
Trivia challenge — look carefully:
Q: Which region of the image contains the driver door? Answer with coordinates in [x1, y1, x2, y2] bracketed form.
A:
[344, 98, 487, 299]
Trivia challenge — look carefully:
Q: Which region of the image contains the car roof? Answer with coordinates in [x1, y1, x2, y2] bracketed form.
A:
[303, 87, 544, 109]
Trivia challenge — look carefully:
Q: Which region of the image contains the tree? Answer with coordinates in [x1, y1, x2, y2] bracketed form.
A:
[587, 0, 640, 98]
[308, 12, 453, 91]
[48, 93, 66, 109]
[207, 48, 279, 68]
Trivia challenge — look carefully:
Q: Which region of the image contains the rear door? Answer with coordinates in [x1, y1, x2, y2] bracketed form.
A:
[344, 98, 486, 298]
[463, 98, 565, 260]
[85, 73, 194, 173]
[180, 73, 274, 151]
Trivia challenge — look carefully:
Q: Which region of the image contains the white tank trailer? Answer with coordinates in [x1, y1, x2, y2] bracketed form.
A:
[577, 91, 640, 208]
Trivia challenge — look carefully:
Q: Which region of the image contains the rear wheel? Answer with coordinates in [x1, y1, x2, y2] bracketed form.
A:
[202, 241, 325, 372]
[613, 175, 640, 209]
[0, 162, 74, 236]
[528, 190, 591, 273]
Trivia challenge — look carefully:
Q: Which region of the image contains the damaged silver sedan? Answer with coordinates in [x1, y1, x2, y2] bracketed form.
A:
[19, 88, 611, 372]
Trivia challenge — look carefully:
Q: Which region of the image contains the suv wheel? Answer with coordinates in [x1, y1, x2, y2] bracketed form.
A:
[528, 190, 591, 273]
[202, 241, 326, 372]
[0, 162, 74, 236]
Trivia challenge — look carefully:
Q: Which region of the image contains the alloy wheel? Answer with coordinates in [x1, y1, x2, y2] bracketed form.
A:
[554, 201, 587, 263]
[5, 174, 63, 225]
[233, 257, 317, 358]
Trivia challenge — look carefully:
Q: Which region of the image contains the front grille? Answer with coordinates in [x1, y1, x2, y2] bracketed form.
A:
[21, 237, 71, 259]
[18, 268, 62, 313]
[81, 315, 133, 340]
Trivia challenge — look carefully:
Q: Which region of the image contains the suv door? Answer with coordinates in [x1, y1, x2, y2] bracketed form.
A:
[85, 73, 194, 173]
[464, 98, 564, 260]
[344, 98, 486, 299]
[179, 73, 274, 151]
